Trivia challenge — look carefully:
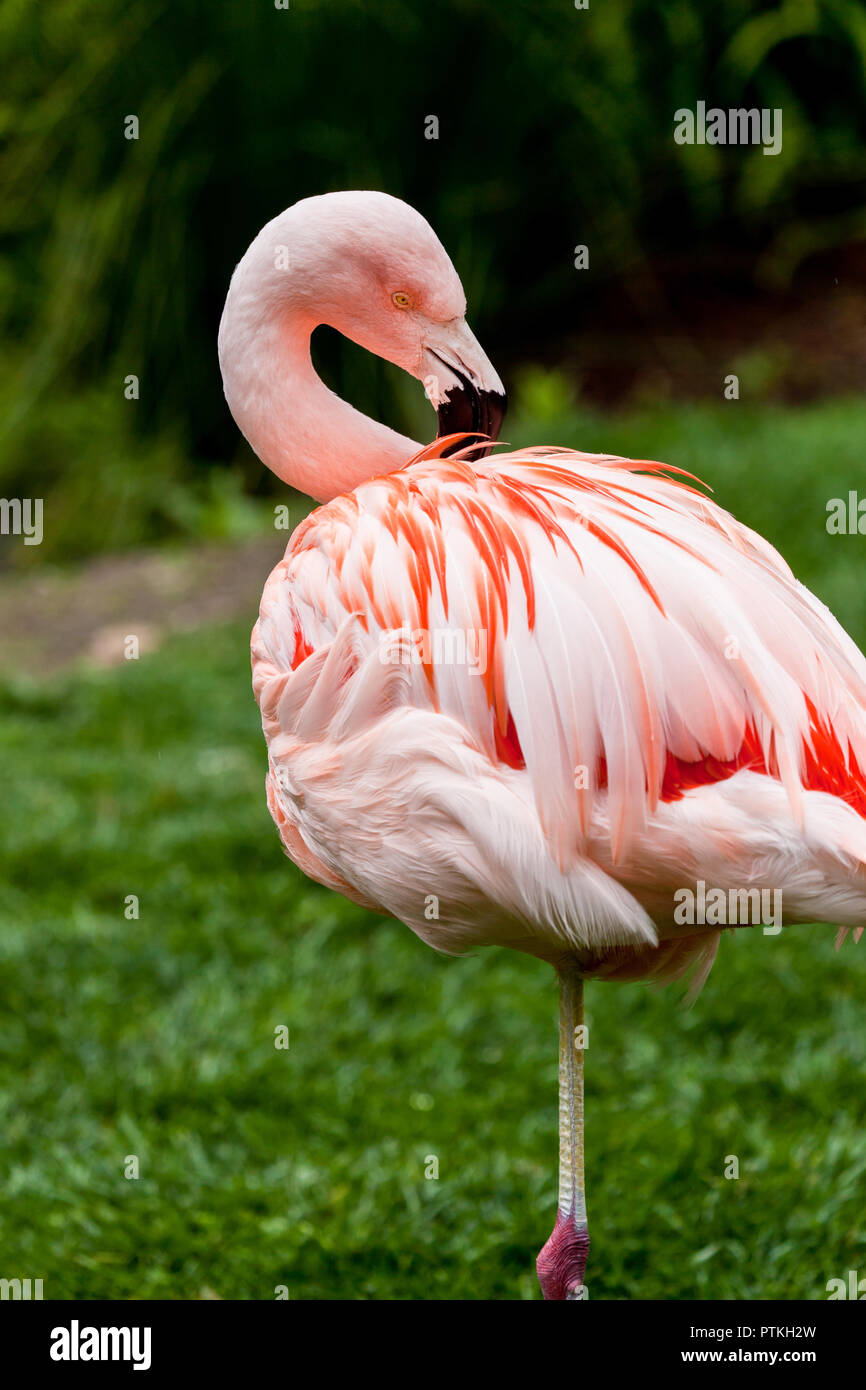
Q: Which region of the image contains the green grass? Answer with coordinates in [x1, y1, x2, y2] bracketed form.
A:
[1, 395, 865, 1299]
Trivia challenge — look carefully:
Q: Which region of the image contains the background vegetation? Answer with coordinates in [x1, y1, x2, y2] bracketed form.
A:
[1, 0, 866, 559]
[0, 1, 865, 1300]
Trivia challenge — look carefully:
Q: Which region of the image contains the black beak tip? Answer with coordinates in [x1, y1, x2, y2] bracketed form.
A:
[436, 383, 508, 459]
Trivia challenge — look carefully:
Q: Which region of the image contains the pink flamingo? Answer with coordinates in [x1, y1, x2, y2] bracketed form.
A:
[219, 191, 866, 1300]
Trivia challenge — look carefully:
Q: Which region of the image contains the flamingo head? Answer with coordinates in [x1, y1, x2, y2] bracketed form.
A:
[283, 191, 507, 453]
[220, 190, 508, 498]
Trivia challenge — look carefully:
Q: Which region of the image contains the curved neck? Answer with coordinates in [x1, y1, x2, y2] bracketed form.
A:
[219, 280, 420, 504]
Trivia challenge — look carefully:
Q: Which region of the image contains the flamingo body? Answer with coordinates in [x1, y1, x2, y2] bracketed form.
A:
[220, 189, 866, 1299]
[253, 443, 866, 982]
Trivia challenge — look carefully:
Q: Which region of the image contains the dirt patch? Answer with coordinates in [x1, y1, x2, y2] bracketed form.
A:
[0, 534, 287, 678]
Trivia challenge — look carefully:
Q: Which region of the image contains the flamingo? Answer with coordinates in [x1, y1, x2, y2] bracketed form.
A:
[219, 190, 866, 1300]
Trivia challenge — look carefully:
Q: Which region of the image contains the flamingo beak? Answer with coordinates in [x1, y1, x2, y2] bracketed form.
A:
[423, 320, 507, 458]
[435, 371, 507, 457]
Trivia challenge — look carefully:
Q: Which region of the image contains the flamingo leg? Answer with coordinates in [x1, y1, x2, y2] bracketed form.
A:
[536, 963, 590, 1300]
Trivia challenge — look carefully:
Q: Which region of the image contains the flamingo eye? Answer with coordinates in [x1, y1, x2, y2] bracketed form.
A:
[391, 291, 412, 309]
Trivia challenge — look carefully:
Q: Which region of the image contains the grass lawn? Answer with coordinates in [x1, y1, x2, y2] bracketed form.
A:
[1, 395, 865, 1299]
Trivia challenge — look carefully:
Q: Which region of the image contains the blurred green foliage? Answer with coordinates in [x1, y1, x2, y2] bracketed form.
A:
[1, 0, 866, 560]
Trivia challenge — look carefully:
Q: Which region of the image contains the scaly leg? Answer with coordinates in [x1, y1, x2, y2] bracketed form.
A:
[536, 963, 589, 1300]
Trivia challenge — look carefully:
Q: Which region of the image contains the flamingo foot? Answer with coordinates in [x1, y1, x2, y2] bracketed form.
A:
[536, 1209, 590, 1300]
